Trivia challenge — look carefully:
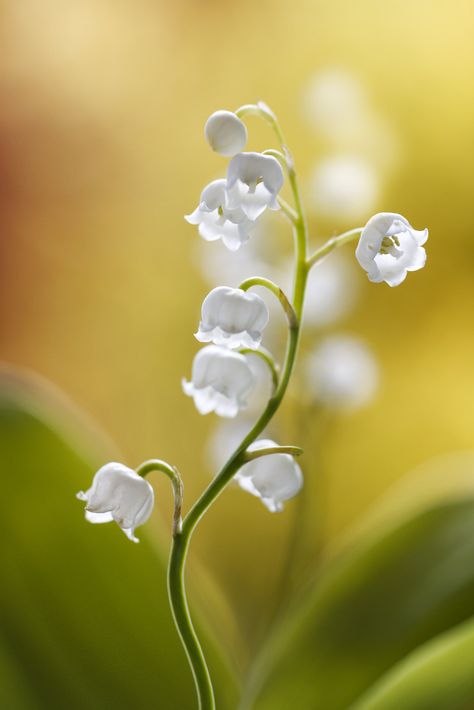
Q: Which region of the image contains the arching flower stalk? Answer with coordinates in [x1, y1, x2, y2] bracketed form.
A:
[77, 102, 428, 710]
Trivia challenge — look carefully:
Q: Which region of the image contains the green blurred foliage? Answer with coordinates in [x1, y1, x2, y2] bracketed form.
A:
[0, 369, 238, 710]
[352, 619, 474, 710]
[246, 496, 474, 708]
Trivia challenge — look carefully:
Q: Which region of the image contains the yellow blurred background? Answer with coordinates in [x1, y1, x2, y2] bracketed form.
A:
[1, 0, 474, 693]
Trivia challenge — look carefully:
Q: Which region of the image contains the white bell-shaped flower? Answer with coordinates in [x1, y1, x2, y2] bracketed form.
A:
[185, 179, 255, 251]
[235, 439, 303, 512]
[76, 462, 154, 543]
[226, 152, 284, 221]
[305, 335, 378, 411]
[205, 110, 247, 157]
[183, 345, 255, 418]
[195, 286, 269, 349]
[356, 212, 428, 287]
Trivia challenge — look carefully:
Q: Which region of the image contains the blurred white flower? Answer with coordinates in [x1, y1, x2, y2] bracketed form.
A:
[205, 110, 247, 157]
[193, 211, 284, 288]
[356, 212, 428, 287]
[235, 439, 303, 512]
[303, 67, 401, 176]
[251, 347, 275, 402]
[278, 251, 357, 329]
[196, 286, 269, 350]
[309, 155, 379, 223]
[305, 335, 379, 411]
[76, 462, 154, 543]
[186, 179, 255, 251]
[226, 153, 284, 220]
[206, 419, 255, 471]
[304, 251, 359, 327]
[183, 345, 255, 418]
[302, 68, 367, 143]
[194, 239, 272, 288]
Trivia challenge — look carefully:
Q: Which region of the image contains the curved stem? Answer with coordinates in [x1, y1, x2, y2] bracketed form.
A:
[243, 445, 303, 462]
[262, 148, 286, 163]
[307, 227, 363, 270]
[239, 346, 280, 392]
[277, 196, 299, 224]
[136, 459, 183, 536]
[239, 276, 298, 330]
[167, 106, 309, 710]
[168, 534, 215, 710]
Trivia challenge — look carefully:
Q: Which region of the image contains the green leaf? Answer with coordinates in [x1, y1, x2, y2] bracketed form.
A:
[352, 617, 474, 710]
[245, 455, 474, 710]
[0, 366, 238, 710]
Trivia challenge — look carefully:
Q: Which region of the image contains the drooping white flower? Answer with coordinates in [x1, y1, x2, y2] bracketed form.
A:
[185, 179, 255, 251]
[205, 110, 247, 157]
[235, 439, 303, 512]
[226, 152, 284, 221]
[305, 335, 378, 411]
[183, 345, 255, 418]
[356, 212, 428, 287]
[76, 462, 154, 543]
[195, 286, 269, 349]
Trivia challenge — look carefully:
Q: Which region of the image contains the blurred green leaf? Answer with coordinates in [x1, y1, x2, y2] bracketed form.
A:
[245, 478, 474, 709]
[352, 617, 474, 710]
[0, 366, 238, 710]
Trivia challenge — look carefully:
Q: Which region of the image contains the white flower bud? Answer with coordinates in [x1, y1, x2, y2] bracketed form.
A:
[235, 439, 303, 512]
[205, 110, 247, 157]
[356, 212, 428, 287]
[305, 335, 378, 411]
[76, 462, 154, 543]
[195, 286, 269, 350]
[183, 345, 255, 418]
[185, 179, 255, 251]
[226, 152, 284, 221]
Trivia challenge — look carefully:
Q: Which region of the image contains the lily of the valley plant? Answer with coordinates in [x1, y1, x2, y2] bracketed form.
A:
[77, 102, 428, 709]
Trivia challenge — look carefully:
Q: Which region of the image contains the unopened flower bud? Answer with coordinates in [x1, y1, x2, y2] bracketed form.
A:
[205, 110, 247, 157]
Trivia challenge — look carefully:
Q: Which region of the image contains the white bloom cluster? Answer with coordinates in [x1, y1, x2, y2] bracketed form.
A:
[183, 109, 282, 418]
[183, 284, 271, 417]
[186, 111, 284, 251]
[183, 109, 303, 511]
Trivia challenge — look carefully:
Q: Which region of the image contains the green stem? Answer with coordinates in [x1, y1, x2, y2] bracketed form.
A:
[239, 346, 280, 392]
[306, 227, 363, 270]
[168, 533, 216, 710]
[277, 196, 299, 224]
[239, 277, 298, 330]
[167, 106, 309, 710]
[136, 459, 183, 536]
[243, 445, 303, 462]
